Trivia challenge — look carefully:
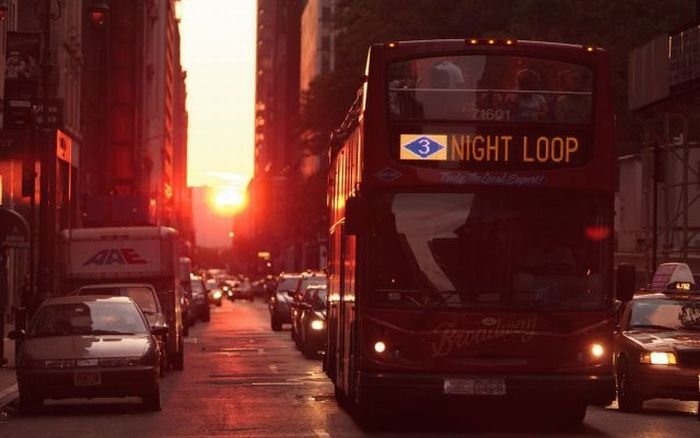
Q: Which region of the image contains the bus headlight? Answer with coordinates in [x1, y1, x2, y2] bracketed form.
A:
[374, 341, 386, 354]
[310, 320, 325, 331]
[590, 343, 605, 359]
[640, 352, 677, 365]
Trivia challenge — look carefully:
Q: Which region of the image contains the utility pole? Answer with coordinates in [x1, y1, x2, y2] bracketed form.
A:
[36, 0, 57, 305]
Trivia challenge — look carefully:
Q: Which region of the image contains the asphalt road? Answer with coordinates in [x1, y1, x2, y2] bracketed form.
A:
[1, 298, 698, 437]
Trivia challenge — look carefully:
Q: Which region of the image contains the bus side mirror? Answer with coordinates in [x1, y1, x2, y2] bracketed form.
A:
[345, 196, 367, 236]
[616, 263, 635, 302]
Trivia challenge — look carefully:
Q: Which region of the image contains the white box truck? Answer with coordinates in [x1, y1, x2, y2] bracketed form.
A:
[59, 226, 185, 370]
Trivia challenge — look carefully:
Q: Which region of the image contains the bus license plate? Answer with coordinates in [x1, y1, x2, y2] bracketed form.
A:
[74, 371, 101, 386]
[444, 378, 506, 395]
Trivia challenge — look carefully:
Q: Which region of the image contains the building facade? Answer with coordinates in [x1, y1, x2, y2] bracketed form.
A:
[249, 0, 302, 272]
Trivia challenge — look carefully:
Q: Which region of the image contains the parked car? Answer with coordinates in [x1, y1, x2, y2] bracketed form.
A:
[179, 257, 197, 328]
[206, 278, 223, 307]
[222, 279, 237, 300]
[10, 295, 165, 412]
[70, 283, 170, 377]
[290, 271, 327, 341]
[190, 275, 211, 322]
[269, 273, 302, 331]
[293, 284, 328, 357]
[614, 263, 700, 412]
[230, 278, 254, 302]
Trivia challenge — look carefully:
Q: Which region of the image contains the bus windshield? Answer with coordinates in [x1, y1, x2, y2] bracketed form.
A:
[370, 191, 612, 310]
[388, 55, 592, 123]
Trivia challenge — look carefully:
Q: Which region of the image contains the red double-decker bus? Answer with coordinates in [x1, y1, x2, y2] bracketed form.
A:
[325, 39, 634, 426]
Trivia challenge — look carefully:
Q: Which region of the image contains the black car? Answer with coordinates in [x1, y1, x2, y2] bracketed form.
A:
[614, 263, 700, 412]
[269, 273, 301, 331]
[290, 272, 326, 341]
[10, 296, 165, 412]
[190, 275, 211, 322]
[293, 285, 327, 357]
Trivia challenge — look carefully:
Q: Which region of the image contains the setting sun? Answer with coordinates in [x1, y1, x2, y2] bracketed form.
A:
[211, 187, 247, 215]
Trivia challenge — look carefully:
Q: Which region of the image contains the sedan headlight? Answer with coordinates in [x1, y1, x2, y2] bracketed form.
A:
[310, 320, 325, 331]
[640, 352, 677, 365]
[212, 290, 223, 299]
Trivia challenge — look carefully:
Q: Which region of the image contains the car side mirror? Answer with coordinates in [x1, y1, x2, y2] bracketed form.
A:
[616, 263, 636, 302]
[8, 329, 26, 340]
[345, 196, 368, 236]
[151, 325, 169, 336]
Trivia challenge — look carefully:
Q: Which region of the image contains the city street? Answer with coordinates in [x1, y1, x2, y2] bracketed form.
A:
[0, 299, 698, 437]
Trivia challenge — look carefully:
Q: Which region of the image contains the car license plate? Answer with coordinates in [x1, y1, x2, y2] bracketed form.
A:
[74, 371, 101, 386]
[444, 378, 506, 395]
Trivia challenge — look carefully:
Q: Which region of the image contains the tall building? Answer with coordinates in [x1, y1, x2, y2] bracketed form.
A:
[82, 0, 188, 233]
[249, 0, 302, 271]
[300, 0, 335, 93]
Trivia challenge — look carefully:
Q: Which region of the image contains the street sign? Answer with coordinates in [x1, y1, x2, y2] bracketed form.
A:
[33, 98, 63, 129]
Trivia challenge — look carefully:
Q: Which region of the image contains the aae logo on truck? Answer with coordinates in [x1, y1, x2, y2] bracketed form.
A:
[83, 248, 148, 266]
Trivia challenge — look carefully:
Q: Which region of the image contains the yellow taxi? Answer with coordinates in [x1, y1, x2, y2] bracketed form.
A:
[614, 263, 700, 412]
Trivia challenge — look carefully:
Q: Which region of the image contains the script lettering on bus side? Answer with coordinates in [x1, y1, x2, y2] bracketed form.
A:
[448, 134, 580, 164]
[430, 316, 538, 358]
[439, 171, 546, 186]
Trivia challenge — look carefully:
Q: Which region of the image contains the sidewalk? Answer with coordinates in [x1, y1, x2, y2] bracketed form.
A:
[0, 335, 18, 409]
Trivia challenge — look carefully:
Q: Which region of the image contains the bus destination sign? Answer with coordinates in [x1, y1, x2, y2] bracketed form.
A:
[399, 129, 589, 169]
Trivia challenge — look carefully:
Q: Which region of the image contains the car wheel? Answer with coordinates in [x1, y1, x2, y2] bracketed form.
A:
[271, 316, 282, 331]
[617, 362, 643, 412]
[182, 313, 190, 337]
[142, 386, 161, 412]
[159, 351, 167, 377]
[172, 336, 185, 371]
[18, 390, 42, 414]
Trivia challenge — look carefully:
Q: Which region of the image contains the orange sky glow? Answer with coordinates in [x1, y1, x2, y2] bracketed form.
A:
[178, 0, 256, 197]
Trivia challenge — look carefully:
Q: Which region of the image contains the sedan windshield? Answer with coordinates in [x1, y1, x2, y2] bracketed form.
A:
[371, 191, 612, 310]
[630, 299, 700, 330]
[30, 302, 149, 337]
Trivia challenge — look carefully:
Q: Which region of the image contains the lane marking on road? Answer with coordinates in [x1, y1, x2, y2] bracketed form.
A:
[313, 430, 331, 438]
[268, 364, 279, 373]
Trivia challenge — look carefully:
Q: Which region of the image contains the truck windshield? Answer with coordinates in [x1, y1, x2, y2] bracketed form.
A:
[370, 191, 612, 310]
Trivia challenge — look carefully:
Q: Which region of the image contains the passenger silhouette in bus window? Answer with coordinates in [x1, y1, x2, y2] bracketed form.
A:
[505, 68, 548, 121]
[553, 69, 591, 122]
[414, 57, 466, 119]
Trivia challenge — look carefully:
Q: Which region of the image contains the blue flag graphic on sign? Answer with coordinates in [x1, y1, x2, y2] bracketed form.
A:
[403, 136, 445, 159]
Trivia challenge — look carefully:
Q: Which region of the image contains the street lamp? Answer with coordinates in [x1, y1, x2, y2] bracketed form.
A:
[0, 0, 8, 22]
[34, 0, 64, 307]
[87, 0, 109, 26]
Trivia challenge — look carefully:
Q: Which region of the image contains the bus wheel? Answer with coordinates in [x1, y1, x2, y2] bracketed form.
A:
[334, 384, 350, 410]
[271, 317, 282, 331]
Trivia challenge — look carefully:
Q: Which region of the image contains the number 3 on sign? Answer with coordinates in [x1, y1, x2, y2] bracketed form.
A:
[418, 139, 430, 155]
